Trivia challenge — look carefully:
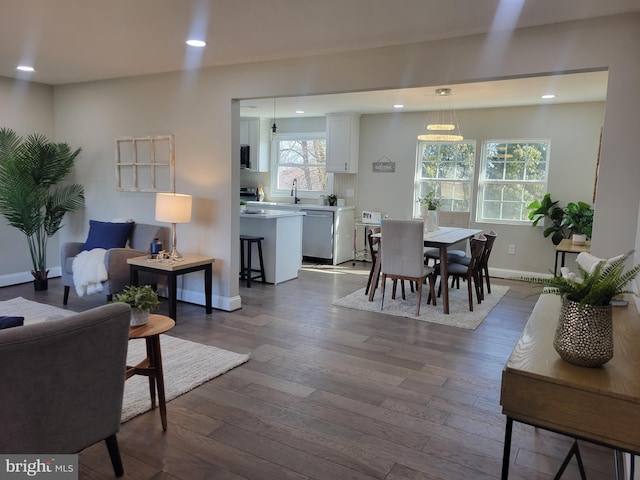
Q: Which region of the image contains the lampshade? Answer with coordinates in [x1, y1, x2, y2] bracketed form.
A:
[155, 193, 192, 224]
[417, 88, 464, 142]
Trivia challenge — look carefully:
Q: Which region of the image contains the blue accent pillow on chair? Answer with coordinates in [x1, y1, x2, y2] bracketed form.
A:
[82, 220, 134, 251]
[0, 316, 24, 330]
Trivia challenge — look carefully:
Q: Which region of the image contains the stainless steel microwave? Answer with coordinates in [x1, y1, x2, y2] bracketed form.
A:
[240, 144, 250, 169]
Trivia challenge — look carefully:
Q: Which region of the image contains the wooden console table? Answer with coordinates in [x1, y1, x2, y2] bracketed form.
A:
[554, 239, 591, 275]
[500, 294, 640, 479]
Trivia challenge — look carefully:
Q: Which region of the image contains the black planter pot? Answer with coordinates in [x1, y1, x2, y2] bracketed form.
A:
[32, 270, 49, 291]
[33, 278, 49, 291]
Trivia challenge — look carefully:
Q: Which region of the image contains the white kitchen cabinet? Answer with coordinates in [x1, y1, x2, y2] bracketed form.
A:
[240, 117, 270, 172]
[326, 113, 360, 173]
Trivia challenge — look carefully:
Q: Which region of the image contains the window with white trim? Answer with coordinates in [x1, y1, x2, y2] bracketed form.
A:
[270, 133, 330, 198]
[414, 141, 476, 216]
[476, 140, 550, 224]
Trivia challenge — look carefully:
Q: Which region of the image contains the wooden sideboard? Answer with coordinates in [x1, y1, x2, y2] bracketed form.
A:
[500, 294, 640, 479]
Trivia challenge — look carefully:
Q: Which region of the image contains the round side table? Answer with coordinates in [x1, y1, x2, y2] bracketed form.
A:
[126, 314, 175, 430]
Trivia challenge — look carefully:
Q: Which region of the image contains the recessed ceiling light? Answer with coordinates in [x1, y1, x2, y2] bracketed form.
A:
[541, 94, 556, 99]
[393, 104, 404, 109]
[186, 39, 207, 47]
[16, 65, 35, 72]
[295, 110, 305, 114]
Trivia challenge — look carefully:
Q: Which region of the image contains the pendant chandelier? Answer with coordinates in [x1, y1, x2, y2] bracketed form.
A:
[271, 97, 278, 141]
[417, 88, 463, 142]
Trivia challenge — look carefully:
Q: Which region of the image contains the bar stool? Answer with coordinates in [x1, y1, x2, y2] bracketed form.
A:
[239, 235, 266, 287]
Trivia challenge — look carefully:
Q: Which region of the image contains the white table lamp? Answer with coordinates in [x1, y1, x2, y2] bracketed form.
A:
[155, 193, 192, 260]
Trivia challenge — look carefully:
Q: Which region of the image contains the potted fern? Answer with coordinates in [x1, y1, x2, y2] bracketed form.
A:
[0, 128, 84, 290]
[112, 285, 161, 326]
[521, 251, 640, 367]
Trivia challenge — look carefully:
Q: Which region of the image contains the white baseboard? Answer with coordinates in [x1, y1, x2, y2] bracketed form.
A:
[161, 285, 242, 312]
[0, 267, 61, 288]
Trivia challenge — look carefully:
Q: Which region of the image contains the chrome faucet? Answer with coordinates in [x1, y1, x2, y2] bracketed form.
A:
[291, 178, 300, 204]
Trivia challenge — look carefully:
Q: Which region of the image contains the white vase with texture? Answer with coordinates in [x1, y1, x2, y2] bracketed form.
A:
[130, 309, 150, 327]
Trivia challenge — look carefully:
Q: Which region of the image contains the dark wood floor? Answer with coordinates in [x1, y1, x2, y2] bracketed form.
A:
[1, 263, 617, 479]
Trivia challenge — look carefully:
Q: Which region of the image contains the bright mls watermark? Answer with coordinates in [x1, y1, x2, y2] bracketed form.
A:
[0, 455, 77, 479]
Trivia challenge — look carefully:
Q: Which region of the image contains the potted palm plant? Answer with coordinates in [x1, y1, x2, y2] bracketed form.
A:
[0, 128, 84, 290]
[112, 285, 161, 326]
[521, 251, 640, 367]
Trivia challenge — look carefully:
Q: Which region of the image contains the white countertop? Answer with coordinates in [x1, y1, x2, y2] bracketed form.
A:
[246, 201, 355, 212]
[240, 208, 306, 219]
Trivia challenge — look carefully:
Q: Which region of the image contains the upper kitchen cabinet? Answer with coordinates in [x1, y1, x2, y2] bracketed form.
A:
[240, 117, 270, 172]
[326, 113, 360, 173]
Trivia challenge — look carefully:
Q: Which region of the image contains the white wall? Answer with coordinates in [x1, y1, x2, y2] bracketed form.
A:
[0, 77, 55, 284]
[1, 13, 638, 309]
[357, 102, 605, 274]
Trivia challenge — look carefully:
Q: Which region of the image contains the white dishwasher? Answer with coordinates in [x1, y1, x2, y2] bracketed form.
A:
[302, 209, 334, 260]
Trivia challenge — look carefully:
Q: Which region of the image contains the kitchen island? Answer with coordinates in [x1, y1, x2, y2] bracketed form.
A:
[240, 208, 305, 284]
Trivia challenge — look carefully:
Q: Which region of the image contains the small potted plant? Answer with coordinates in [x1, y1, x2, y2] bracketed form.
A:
[519, 251, 640, 367]
[418, 191, 441, 210]
[112, 284, 161, 326]
[326, 194, 337, 206]
[563, 201, 594, 245]
[417, 191, 440, 231]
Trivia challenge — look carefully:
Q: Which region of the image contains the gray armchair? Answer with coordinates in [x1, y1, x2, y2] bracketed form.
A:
[61, 223, 169, 305]
[0, 303, 132, 477]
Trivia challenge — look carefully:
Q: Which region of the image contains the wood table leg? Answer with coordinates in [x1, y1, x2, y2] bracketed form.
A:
[149, 335, 168, 431]
[205, 264, 212, 314]
[145, 339, 156, 409]
[167, 272, 177, 321]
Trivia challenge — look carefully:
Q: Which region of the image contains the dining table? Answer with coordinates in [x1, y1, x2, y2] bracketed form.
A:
[368, 225, 482, 314]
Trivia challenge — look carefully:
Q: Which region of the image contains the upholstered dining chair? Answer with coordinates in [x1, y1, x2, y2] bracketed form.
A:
[365, 225, 381, 296]
[434, 235, 486, 311]
[380, 219, 436, 316]
[424, 211, 471, 265]
[452, 230, 497, 300]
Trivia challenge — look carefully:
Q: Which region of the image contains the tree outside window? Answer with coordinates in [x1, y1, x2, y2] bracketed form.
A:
[477, 140, 550, 223]
[414, 142, 476, 216]
[271, 133, 329, 197]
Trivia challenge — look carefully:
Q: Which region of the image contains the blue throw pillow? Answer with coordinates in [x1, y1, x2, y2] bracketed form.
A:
[0, 316, 24, 330]
[82, 220, 134, 251]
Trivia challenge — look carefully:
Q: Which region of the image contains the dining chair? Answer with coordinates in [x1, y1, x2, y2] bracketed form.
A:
[365, 226, 381, 296]
[380, 219, 436, 316]
[366, 225, 415, 297]
[424, 211, 471, 265]
[452, 230, 497, 300]
[433, 235, 486, 311]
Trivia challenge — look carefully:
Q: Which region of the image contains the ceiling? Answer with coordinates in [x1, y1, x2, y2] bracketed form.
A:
[0, 1, 635, 113]
[240, 71, 609, 119]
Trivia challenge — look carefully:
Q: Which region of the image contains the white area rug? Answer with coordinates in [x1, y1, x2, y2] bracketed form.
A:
[333, 281, 509, 330]
[0, 297, 250, 422]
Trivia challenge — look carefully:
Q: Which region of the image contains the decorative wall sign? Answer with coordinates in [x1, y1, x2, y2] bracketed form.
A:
[115, 135, 175, 192]
[372, 155, 395, 173]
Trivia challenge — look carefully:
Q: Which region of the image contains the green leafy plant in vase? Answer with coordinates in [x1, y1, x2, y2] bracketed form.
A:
[326, 194, 337, 206]
[112, 285, 161, 326]
[527, 193, 567, 245]
[563, 201, 593, 245]
[519, 251, 640, 367]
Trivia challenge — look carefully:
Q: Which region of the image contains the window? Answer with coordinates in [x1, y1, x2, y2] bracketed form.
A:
[270, 133, 330, 198]
[414, 141, 476, 216]
[476, 140, 550, 224]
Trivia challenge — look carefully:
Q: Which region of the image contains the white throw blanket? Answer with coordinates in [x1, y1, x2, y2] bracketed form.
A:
[72, 248, 108, 297]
